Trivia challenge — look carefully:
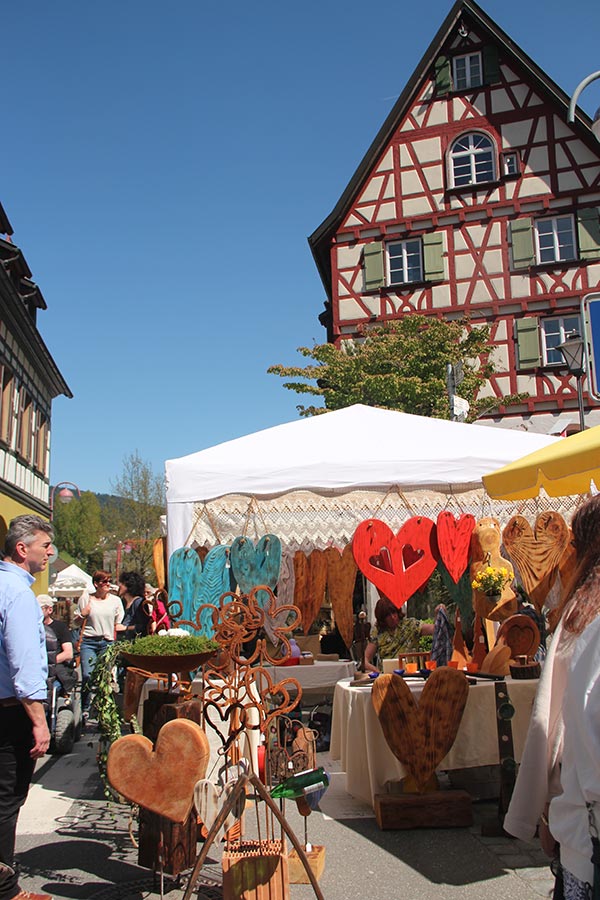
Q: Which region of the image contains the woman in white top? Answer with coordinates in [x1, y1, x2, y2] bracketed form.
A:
[76, 569, 123, 714]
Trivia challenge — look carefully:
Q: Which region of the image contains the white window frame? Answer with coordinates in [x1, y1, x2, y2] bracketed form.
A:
[452, 52, 483, 90]
[541, 314, 582, 366]
[502, 151, 519, 177]
[534, 215, 577, 264]
[449, 132, 496, 188]
[386, 238, 423, 285]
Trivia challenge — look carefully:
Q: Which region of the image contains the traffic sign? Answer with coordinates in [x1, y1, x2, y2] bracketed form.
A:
[582, 293, 600, 401]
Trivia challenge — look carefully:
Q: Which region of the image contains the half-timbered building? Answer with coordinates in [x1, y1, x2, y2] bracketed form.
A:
[309, 0, 600, 433]
[0, 201, 71, 567]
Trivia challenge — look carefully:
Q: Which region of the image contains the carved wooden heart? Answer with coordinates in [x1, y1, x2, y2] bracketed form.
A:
[194, 779, 242, 844]
[324, 544, 357, 649]
[293, 549, 327, 634]
[352, 517, 438, 609]
[371, 669, 469, 793]
[503, 512, 569, 612]
[230, 535, 282, 607]
[106, 719, 210, 823]
[436, 512, 475, 584]
[496, 613, 540, 659]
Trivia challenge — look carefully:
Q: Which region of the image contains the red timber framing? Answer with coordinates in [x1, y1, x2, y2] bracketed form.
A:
[309, 0, 600, 432]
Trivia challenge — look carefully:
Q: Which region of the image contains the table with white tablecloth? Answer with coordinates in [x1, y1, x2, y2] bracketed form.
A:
[330, 675, 538, 807]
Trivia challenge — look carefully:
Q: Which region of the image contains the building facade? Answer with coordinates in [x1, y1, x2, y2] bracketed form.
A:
[0, 202, 71, 585]
[309, 0, 600, 434]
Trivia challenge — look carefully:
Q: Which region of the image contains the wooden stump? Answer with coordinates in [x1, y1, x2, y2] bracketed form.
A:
[374, 790, 473, 830]
[138, 805, 197, 877]
[288, 846, 325, 883]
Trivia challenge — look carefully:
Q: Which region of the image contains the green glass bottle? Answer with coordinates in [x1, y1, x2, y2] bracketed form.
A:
[270, 767, 329, 800]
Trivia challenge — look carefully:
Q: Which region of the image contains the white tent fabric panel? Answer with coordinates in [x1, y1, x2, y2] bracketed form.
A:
[165, 405, 557, 554]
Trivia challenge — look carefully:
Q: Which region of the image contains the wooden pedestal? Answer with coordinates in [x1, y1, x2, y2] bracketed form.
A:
[288, 846, 325, 883]
[138, 805, 197, 876]
[222, 839, 289, 900]
[374, 790, 473, 830]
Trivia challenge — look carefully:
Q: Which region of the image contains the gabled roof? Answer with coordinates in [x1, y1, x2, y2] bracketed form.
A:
[308, 0, 597, 297]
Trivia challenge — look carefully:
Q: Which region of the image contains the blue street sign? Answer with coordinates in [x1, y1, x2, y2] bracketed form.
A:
[583, 293, 600, 401]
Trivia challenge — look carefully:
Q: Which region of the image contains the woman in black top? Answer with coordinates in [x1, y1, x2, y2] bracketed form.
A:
[116, 571, 151, 639]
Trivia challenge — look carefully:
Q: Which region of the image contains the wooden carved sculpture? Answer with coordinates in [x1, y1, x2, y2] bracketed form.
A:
[436, 512, 475, 584]
[352, 517, 438, 609]
[502, 512, 569, 613]
[371, 669, 469, 793]
[293, 549, 327, 634]
[324, 544, 357, 650]
[470, 517, 517, 622]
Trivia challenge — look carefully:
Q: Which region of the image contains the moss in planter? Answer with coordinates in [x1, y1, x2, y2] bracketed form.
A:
[121, 634, 219, 656]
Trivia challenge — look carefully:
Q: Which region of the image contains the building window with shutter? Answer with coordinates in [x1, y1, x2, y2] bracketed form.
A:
[452, 53, 482, 90]
[449, 132, 496, 187]
[387, 239, 423, 285]
[535, 216, 577, 264]
[541, 315, 582, 365]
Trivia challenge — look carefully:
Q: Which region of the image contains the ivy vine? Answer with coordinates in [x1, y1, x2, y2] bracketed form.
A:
[89, 641, 127, 799]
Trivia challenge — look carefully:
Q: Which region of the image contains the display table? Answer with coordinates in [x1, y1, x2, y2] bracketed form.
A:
[258, 660, 356, 694]
[330, 676, 538, 807]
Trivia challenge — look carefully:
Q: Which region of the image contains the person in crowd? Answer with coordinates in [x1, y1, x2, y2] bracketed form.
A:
[38, 595, 76, 696]
[116, 571, 151, 639]
[504, 495, 600, 893]
[363, 594, 434, 673]
[0, 514, 53, 900]
[145, 586, 171, 634]
[75, 570, 123, 716]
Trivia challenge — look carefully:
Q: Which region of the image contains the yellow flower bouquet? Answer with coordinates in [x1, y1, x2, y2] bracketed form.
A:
[471, 565, 511, 596]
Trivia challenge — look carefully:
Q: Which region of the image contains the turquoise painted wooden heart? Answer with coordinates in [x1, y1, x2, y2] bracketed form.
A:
[168, 546, 234, 636]
[230, 535, 282, 610]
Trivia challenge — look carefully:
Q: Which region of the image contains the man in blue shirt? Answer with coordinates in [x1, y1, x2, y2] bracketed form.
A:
[0, 514, 54, 900]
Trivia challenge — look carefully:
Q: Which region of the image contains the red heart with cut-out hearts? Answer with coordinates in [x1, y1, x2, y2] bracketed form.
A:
[352, 517, 438, 609]
[436, 512, 476, 584]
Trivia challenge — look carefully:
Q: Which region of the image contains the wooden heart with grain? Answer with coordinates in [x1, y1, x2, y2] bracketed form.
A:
[106, 719, 210, 823]
[352, 517, 438, 609]
[436, 512, 475, 584]
[503, 512, 569, 612]
[324, 544, 357, 649]
[293, 549, 327, 634]
[371, 669, 469, 792]
[496, 614, 540, 659]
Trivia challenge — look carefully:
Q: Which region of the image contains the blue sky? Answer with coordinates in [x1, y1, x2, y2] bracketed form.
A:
[4, 0, 599, 494]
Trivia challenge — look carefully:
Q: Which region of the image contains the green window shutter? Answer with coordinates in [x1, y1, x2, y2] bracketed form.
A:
[423, 233, 446, 282]
[515, 318, 541, 369]
[511, 217, 535, 269]
[434, 56, 451, 95]
[482, 45, 500, 84]
[577, 208, 600, 260]
[364, 241, 385, 291]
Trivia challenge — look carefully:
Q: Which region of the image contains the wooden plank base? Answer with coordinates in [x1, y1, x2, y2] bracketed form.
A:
[287, 846, 325, 883]
[374, 790, 473, 830]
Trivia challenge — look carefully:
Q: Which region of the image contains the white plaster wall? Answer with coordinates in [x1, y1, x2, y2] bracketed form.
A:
[337, 245, 362, 268]
[412, 137, 442, 164]
[359, 176, 385, 203]
[525, 147, 549, 171]
[519, 174, 552, 196]
[517, 375, 538, 394]
[376, 149, 394, 172]
[430, 284, 451, 309]
[491, 89, 514, 114]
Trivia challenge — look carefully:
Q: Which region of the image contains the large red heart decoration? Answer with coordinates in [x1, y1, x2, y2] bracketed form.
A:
[436, 512, 476, 584]
[352, 517, 438, 609]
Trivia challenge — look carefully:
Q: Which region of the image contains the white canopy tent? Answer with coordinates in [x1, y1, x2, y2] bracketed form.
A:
[165, 405, 558, 554]
[48, 563, 94, 598]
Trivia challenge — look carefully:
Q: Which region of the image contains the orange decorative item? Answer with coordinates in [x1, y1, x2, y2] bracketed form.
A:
[436, 512, 476, 584]
[293, 549, 327, 634]
[107, 719, 210, 824]
[405, 663, 418, 674]
[502, 512, 569, 613]
[425, 661, 437, 671]
[352, 517, 438, 609]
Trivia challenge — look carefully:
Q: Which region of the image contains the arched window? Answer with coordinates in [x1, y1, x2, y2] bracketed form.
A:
[450, 132, 496, 187]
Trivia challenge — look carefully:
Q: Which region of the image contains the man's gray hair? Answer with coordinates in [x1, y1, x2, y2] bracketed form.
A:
[4, 515, 54, 556]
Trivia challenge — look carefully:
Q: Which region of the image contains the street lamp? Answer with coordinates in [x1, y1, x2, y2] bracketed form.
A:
[568, 71, 600, 141]
[49, 481, 81, 521]
[557, 331, 586, 432]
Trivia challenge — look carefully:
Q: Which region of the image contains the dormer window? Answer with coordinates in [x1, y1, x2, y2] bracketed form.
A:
[453, 53, 482, 90]
[449, 132, 496, 187]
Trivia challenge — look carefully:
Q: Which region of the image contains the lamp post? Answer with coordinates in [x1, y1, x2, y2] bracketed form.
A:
[568, 71, 600, 141]
[49, 481, 81, 521]
[557, 331, 586, 432]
